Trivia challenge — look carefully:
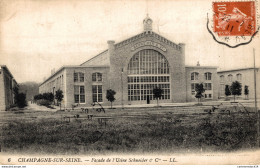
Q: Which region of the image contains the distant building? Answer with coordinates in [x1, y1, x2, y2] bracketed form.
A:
[218, 68, 260, 99]
[39, 16, 219, 108]
[0, 65, 19, 111]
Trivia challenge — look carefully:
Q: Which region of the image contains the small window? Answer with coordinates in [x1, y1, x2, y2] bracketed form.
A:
[92, 85, 103, 102]
[220, 75, 224, 82]
[191, 83, 199, 95]
[236, 73, 242, 81]
[204, 83, 212, 90]
[74, 72, 84, 82]
[191, 72, 199, 80]
[92, 72, 102, 82]
[228, 74, 233, 82]
[74, 85, 85, 103]
[79, 73, 84, 82]
[205, 72, 212, 80]
[74, 73, 78, 82]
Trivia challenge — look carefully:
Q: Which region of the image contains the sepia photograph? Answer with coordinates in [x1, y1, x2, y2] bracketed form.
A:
[0, 0, 259, 165]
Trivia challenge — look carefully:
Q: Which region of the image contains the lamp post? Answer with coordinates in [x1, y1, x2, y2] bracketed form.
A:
[253, 48, 259, 147]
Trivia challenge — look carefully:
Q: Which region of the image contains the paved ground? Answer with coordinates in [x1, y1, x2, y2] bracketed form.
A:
[27, 102, 58, 112]
[74, 98, 260, 110]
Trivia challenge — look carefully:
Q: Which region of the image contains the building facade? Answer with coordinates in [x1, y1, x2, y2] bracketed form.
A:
[218, 68, 260, 99]
[39, 16, 220, 108]
[0, 65, 19, 111]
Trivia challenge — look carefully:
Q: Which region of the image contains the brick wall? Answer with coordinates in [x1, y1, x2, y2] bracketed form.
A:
[108, 32, 186, 105]
[185, 66, 218, 102]
[218, 68, 260, 99]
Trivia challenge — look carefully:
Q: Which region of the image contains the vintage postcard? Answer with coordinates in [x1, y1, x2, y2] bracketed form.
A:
[0, 0, 260, 166]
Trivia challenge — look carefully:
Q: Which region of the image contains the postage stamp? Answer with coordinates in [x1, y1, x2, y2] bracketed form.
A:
[213, 1, 256, 36]
[207, 0, 259, 48]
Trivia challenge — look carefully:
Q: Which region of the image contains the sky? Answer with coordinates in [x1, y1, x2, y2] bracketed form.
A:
[0, 0, 259, 83]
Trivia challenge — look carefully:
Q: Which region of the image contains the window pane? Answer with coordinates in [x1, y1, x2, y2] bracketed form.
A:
[74, 95, 79, 103]
[92, 73, 96, 81]
[98, 85, 102, 93]
[74, 73, 78, 82]
[74, 85, 79, 93]
[97, 73, 102, 81]
[80, 86, 85, 94]
[80, 95, 85, 103]
[98, 94, 103, 102]
[80, 73, 84, 82]
[92, 85, 97, 92]
[92, 94, 97, 102]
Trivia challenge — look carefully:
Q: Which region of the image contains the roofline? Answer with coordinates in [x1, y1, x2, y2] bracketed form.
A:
[80, 49, 108, 66]
[80, 30, 183, 67]
[114, 31, 182, 48]
[185, 66, 218, 68]
[217, 67, 259, 73]
[0, 65, 18, 84]
[39, 65, 110, 87]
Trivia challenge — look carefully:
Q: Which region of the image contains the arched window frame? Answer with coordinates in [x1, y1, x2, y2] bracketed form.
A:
[191, 72, 199, 81]
[236, 73, 242, 81]
[127, 49, 170, 101]
[92, 72, 102, 82]
[220, 75, 224, 82]
[204, 72, 212, 80]
[228, 74, 233, 82]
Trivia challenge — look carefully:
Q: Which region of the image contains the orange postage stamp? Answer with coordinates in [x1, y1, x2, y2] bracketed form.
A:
[213, 1, 256, 36]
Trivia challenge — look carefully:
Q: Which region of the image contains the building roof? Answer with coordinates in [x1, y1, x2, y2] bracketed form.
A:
[80, 50, 109, 66]
[185, 65, 218, 69]
[0, 65, 18, 84]
[217, 67, 259, 73]
[79, 30, 183, 67]
[39, 65, 110, 87]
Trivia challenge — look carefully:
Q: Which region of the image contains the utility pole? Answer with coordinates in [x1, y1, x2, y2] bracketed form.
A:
[121, 67, 124, 109]
[253, 48, 259, 147]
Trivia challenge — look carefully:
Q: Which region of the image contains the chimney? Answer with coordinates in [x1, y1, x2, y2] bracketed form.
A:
[197, 61, 200, 66]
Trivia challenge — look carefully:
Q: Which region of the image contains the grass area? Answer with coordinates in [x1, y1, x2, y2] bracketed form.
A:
[0, 106, 258, 154]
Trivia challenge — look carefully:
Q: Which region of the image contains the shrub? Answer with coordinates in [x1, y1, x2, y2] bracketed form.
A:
[16, 93, 27, 108]
[42, 92, 54, 102]
[230, 81, 242, 101]
[106, 89, 116, 108]
[37, 99, 51, 106]
[55, 89, 64, 110]
[195, 83, 205, 103]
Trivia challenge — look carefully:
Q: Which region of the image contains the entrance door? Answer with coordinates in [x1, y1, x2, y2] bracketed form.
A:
[147, 95, 150, 104]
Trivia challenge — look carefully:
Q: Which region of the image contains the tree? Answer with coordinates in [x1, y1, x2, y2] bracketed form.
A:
[230, 81, 242, 102]
[244, 85, 249, 99]
[16, 93, 27, 108]
[55, 89, 64, 110]
[153, 86, 163, 106]
[42, 92, 54, 102]
[195, 83, 205, 103]
[34, 94, 43, 101]
[106, 89, 116, 109]
[225, 85, 231, 98]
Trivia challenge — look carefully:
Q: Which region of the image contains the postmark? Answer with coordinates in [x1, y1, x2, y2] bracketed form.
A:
[207, 1, 259, 48]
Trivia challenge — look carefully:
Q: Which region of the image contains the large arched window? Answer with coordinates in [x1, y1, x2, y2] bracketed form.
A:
[127, 49, 170, 102]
